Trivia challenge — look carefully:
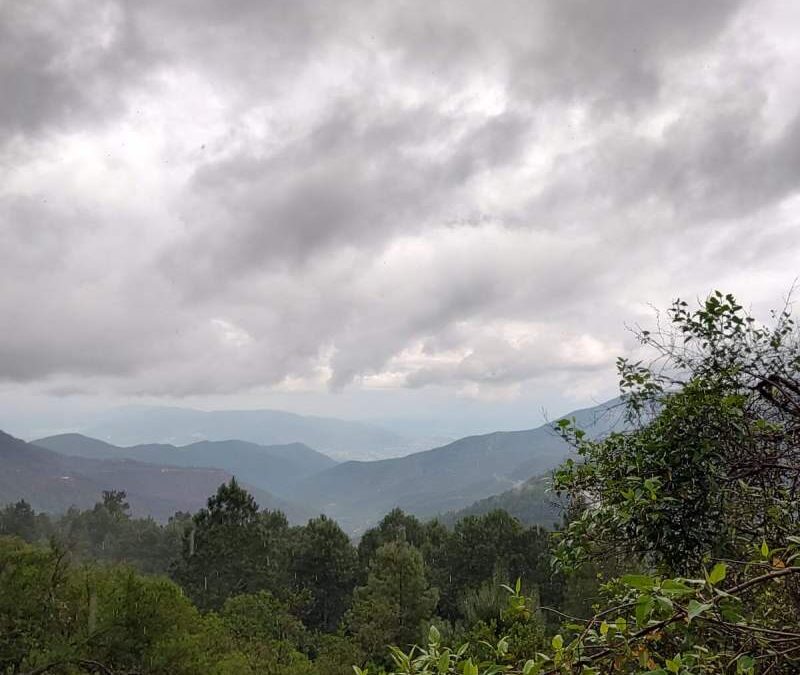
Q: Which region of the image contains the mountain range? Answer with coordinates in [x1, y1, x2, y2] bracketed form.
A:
[290, 399, 619, 532]
[33, 434, 336, 498]
[0, 431, 310, 522]
[3, 399, 621, 532]
[74, 406, 427, 461]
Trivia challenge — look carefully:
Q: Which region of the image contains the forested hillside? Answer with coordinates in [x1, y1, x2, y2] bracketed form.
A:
[28, 402, 619, 533]
[293, 401, 618, 532]
[0, 483, 572, 674]
[440, 475, 561, 528]
[33, 433, 336, 498]
[0, 431, 309, 522]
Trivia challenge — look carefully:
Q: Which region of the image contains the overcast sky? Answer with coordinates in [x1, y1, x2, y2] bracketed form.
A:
[1, 0, 799, 438]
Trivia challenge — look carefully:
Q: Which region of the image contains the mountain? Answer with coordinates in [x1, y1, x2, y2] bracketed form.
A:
[439, 474, 563, 529]
[77, 406, 413, 461]
[293, 399, 621, 533]
[33, 434, 335, 499]
[0, 430, 310, 523]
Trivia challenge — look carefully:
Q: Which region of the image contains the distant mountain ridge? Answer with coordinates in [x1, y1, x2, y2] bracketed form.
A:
[33, 434, 335, 499]
[7, 398, 621, 533]
[292, 399, 621, 532]
[0, 431, 310, 523]
[77, 406, 414, 460]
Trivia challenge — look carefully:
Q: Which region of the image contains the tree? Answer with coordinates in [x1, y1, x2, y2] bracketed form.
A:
[0, 537, 74, 672]
[348, 541, 438, 663]
[172, 479, 291, 610]
[219, 591, 315, 674]
[0, 499, 43, 542]
[554, 291, 800, 575]
[290, 515, 357, 632]
[438, 510, 553, 620]
[0, 535, 224, 675]
[358, 508, 431, 569]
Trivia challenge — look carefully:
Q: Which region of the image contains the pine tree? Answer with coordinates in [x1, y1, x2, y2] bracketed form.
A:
[348, 541, 438, 661]
[171, 478, 290, 609]
[290, 515, 357, 632]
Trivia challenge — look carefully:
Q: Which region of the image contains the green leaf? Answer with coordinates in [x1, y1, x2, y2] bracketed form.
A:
[737, 655, 755, 674]
[621, 574, 656, 591]
[666, 656, 681, 673]
[635, 594, 654, 626]
[761, 540, 770, 558]
[686, 599, 712, 622]
[708, 562, 727, 585]
[551, 634, 563, 650]
[719, 598, 743, 622]
[654, 595, 674, 613]
[660, 579, 694, 596]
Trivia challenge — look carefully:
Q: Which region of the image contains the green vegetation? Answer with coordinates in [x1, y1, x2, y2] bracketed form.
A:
[440, 475, 561, 528]
[389, 291, 800, 673]
[0, 482, 558, 673]
[3, 291, 798, 673]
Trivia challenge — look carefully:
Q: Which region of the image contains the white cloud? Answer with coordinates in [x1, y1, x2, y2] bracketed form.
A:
[0, 0, 798, 423]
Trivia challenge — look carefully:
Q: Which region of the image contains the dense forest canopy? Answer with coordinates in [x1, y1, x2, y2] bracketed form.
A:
[2, 292, 799, 674]
[0, 483, 562, 674]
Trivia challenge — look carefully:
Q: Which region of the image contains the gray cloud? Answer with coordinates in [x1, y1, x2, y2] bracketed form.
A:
[0, 0, 798, 413]
[0, 0, 154, 137]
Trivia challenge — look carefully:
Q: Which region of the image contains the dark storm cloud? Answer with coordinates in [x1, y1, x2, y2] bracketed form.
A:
[0, 0, 797, 400]
[0, 1, 154, 137]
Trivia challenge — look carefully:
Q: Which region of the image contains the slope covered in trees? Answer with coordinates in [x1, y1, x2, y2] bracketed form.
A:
[0, 482, 562, 674]
[440, 474, 561, 528]
[26, 402, 620, 534]
[293, 401, 618, 532]
[33, 433, 335, 498]
[0, 431, 308, 522]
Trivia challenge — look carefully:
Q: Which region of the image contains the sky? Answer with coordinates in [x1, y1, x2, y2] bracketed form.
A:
[1, 0, 799, 439]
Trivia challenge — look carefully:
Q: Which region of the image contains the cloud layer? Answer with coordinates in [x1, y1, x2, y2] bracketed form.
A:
[2, 0, 799, 406]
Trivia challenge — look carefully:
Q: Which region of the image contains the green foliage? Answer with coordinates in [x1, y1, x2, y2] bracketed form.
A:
[553, 291, 800, 578]
[0, 499, 47, 542]
[290, 514, 358, 632]
[358, 509, 441, 573]
[348, 541, 438, 664]
[171, 478, 292, 610]
[388, 291, 800, 673]
[438, 510, 557, 621]
[1, 478, 567, 675]
[0, 535, 220, 674]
